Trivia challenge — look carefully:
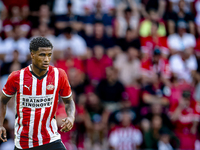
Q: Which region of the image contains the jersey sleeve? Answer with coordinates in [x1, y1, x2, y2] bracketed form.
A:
[2, 71, 18, 97]
[58, 69, 72, 98]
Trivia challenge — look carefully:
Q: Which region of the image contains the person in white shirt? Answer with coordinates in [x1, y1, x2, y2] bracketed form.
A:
[53, 0, 91, 16]
[2, 25, 30, 63]
[114, 47, 141, 86]
[169, 48, 198, 83]
[167, 21, 196, 54]
[158, 128, 173, 150]
[169, 0, 194, 13]
[53, 26, 87, 60]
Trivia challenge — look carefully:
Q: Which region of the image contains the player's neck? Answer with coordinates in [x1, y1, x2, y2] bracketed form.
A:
[31, 64, 48, 77]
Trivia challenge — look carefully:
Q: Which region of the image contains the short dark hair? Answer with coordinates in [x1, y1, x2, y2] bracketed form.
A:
[29, 37, 53, 52]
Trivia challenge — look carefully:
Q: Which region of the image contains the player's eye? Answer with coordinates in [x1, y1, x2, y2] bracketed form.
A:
[48, 53, 52, 57]
[39, 53, 45, 56]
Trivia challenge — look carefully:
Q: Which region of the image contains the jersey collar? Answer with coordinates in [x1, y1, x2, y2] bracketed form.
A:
[28, 65, 49, 80]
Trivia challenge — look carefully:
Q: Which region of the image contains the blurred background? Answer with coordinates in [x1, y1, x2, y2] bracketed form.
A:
[0, 0, 200, 150]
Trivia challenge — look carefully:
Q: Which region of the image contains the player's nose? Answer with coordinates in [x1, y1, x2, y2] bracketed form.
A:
[44, 56, 49, 62]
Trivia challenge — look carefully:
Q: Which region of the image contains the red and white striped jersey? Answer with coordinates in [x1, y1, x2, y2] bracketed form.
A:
[2, 65, 72, 149]
[109, 125, 143, 150]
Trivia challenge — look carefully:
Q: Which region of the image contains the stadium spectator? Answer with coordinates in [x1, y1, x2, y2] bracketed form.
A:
[53, 0, 90, 16]
[86, 45, 112, 84]
[169, 45, 198, 83]
[141, 48, 171, 85]
[108, 109, 143, 150]
[142, 73, 169, 106]
[139, 9, 166, 38]
[2, 25, 30, 63]
[54, 47, 84, 74]
[169, 0, 194, 13]
[143, 115, 179, 149]
[54, 26, 87, 60]
[117, 28, 141, 52]
[141, 0, 166, 19]
[114, 46, 141, 86]
[85, 21, 115, 50]
[85, 92, 109, 148]
[55, 1, 83, 34]
[115, 6, 140, 38]
[169, 90, 199, 150]
[30, 4, 55, 29]
[84, 0, 113, 26]
[167, 20, 196, 54]
[157, 128, 176, 150]
[108, 105, 140, 130]
[88, 0, 115, 14]
[142, 104, 173, 130]
[167, 0, 195, 35]
[2, 6, 21, 38]
[140, 21, 169, 59]
[96, 66, 125, 111]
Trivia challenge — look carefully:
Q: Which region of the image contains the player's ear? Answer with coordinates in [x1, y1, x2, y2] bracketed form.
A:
[30, 51, 35, 59]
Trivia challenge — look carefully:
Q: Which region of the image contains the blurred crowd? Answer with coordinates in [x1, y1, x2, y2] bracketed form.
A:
[1, 0, 200, 150]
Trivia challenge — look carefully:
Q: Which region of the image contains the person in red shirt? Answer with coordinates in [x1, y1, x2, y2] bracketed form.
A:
[0, 37, 75, 150]
[2, 0, 28, 10]
[141, 48, 171, 85]
[168, 76, 195, 111]
[54, 47, 85, 74]
[170, 90, 199, 150]
[2, 5, 31, 39]
[86, 45, 113, 85]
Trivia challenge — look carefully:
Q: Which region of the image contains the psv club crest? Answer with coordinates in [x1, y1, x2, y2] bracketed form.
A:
[47, 83, 54, 90]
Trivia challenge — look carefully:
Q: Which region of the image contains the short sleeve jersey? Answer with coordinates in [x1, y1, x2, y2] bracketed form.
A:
[2, 65, 72, 149]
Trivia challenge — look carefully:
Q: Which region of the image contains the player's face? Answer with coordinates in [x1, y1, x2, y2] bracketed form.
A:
[31, 47, 52, 70]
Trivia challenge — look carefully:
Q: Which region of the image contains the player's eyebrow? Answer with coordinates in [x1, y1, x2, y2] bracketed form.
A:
[39, 52, 52, 55]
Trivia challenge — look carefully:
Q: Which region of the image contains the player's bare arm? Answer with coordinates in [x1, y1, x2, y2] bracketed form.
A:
[0, 92, 11, 142]
[60, 95, 75, 132]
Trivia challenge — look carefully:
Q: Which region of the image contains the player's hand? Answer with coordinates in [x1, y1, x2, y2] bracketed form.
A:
[60, 117, 74, 132]
[0, 126, 7, 142]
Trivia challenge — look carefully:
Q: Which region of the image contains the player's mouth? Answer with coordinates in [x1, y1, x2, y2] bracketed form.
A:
[43, 64, 49, 67]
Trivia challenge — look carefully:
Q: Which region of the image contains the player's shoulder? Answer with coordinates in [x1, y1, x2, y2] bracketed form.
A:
[49, 65, 66, 75]
[8, 69, 22, 79]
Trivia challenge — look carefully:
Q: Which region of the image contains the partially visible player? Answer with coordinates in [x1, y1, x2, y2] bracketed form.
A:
[0, 37, 75, 150]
